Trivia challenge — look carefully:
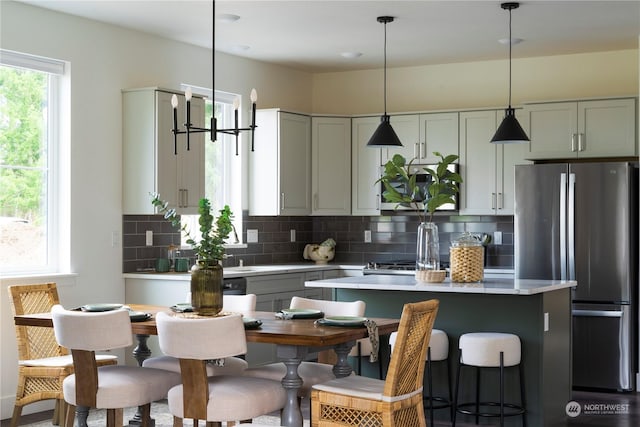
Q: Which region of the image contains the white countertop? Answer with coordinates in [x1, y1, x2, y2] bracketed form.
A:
[305, 275, 576, 295]
[124, 264, 365, 280]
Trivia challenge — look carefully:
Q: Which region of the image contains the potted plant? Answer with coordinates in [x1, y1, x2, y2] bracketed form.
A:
[151, 192, 233, 315]
[377, 152, 462, 278]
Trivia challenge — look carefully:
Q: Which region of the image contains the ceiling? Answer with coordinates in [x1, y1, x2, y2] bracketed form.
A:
[16, 0, 640, 73]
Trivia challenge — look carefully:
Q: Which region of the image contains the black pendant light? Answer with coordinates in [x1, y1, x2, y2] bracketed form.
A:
[367, 16, 403, 148]
[491, 2, 529, 144]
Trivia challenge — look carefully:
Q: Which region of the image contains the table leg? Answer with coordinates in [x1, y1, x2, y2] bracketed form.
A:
[130, 334, 155, 427]
[76, 406, 89, 427]
[276, 345, 308, 427]
[332, 341, 355, 378]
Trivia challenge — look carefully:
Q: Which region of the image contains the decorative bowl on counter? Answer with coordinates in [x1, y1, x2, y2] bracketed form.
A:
[415, 269, 446, 283]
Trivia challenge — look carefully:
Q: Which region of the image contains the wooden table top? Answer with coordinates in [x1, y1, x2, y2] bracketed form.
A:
[14, 304, 400, 348]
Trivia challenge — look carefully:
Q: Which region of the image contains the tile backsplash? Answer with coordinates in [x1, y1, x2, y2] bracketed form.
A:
[122, 212, 513, 273]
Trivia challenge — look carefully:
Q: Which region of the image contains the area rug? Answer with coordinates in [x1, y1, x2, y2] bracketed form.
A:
[20, 400, 300, 427]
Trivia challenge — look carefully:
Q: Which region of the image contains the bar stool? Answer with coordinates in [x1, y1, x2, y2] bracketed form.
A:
[390, 328, 452, 426]
[453, 332, 526, 427]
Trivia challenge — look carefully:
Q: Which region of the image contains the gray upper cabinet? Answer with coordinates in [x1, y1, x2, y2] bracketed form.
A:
[250, 109, 311, 216]
[381, 112, 459, 164]
[311, 116, 351, 215]
[123, 88, 205, 215]
[521, 98, 637, 160]
[351, 116, 382, 215]
[459, 109, 529, 215]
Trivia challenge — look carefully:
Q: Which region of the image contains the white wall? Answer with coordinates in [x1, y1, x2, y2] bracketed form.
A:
[0, 1, 312, 418]
[312, 49, 638, 115]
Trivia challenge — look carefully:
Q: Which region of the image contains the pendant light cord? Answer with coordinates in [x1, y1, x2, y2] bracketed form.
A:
[383, 20, 388, 116]
[508, 6, 512, 109]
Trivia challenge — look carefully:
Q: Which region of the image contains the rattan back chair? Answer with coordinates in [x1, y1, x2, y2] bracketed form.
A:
[7, 283, 117, 427]
[311, 299, 439, 427]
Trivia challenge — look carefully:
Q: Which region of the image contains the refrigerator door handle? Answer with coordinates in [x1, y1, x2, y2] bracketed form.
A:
[568, 173, 576, 280]
[560, 173, 567, 281]
[573, 309, 623, 318]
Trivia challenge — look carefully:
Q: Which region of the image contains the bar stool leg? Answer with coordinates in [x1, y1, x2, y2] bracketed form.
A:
[446, 358, 454, 420]
[475, 366, 480, 425]
[426, 348, 434, 427]
[452, 359, 462, 427]
[520, 362, 527, 427]
[500, 351, 505, 427]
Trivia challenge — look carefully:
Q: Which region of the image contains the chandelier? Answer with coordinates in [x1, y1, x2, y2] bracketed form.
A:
[170, 0, 257, 155]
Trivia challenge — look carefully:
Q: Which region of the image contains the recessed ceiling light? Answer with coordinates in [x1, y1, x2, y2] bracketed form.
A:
[498, 37, 523, 45]
[217, 13, 240, 23]
[341, 52, 363, 59]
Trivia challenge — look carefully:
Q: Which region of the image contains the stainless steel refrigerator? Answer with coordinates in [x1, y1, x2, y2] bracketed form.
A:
[515, 162, 638, 391]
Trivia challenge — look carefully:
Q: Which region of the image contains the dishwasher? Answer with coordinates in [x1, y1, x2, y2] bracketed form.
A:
[223, 277, 247, 295]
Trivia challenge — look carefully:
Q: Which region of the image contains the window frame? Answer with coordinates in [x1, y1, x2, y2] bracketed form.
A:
[180, 84, 243, 244]
[0, 49, 69, 276]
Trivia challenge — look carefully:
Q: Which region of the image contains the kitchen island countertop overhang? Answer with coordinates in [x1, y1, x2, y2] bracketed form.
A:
[305, 275, 576, 295]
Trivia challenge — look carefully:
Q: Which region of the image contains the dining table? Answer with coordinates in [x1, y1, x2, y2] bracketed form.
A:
[13, 303, 400, 427]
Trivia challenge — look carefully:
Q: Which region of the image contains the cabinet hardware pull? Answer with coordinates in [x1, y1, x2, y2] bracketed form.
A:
[498, 192, 503, 209]
[491, 193, 496, 209]
[571, 134, 577, 152]
[578, 133, 585, 151]
[281, 193, 285, 210]
[414, 142, 419, 159]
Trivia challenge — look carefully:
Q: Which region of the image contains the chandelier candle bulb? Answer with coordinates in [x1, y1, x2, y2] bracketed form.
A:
[171, 94, 179, 154]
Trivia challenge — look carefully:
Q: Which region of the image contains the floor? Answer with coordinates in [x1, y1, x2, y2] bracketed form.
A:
[2, 390, 639, 427]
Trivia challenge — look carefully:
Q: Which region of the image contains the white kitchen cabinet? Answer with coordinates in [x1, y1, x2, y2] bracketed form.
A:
[351, 116, 382, 215]
[250, 109, 311, 216]
[311, 116, 351, 215]
[381, 112, 459, 165]
[459, 109, 529, 215]
[123, 88, 205, 214]
[521, 98, 637, 160]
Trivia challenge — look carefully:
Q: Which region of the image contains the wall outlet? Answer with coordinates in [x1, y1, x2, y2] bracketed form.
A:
[364, 230, 372, 243]
[145, 230, 153, 246]
[247, 229, 259, 243]
[493, 231, 503, 245]
[290, 229, 296, 242]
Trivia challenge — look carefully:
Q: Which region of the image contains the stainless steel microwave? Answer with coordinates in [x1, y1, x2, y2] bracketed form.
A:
[379, 163, 459, 212]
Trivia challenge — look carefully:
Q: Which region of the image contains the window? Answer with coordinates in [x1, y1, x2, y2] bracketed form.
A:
[180, 86, 242, 245]
[0, 50, 68, 275]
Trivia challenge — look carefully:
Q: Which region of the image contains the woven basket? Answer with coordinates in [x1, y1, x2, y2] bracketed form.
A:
[415, 269, 446, 283]
[450, 246, 484, 283]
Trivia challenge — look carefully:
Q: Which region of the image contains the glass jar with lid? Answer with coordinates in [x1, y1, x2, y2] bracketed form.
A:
[450, 232, 484, 283]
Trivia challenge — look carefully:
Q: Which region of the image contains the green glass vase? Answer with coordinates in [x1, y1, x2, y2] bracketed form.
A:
[190, 260, 223, 316]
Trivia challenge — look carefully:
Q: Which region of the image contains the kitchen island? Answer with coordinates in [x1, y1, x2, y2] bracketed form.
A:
[306, 275, 577, 427]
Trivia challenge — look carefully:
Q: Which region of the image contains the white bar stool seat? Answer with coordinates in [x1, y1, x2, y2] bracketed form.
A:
[453, 332, 526, 427]
[390, 328, 452, 425]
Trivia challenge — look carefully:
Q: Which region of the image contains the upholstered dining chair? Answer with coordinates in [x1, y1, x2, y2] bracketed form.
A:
[155, 311, 287, 426]
[7, 283, 118, 427]
[142, 293, 257, 375]
[243, 296, 366, 398]
[51, 305, 182, 427]
[310, 299, 439, 427]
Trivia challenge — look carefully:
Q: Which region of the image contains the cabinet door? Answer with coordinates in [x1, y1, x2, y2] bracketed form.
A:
[498, 114, 529, 215]
[352, 117, 382, 215]
[177, 98, 205, 214]
[156, 91, 181, 210]
[521, 102, 578, 160]
[250, 110, 311, 215]
[311, 117, 351, 215]
[459, 110, 499, 215]
[419, 112, 459, 162]
[280, 112, 312, 215]
[380, 115, 420, 164]
[578, 98, 637, 158]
